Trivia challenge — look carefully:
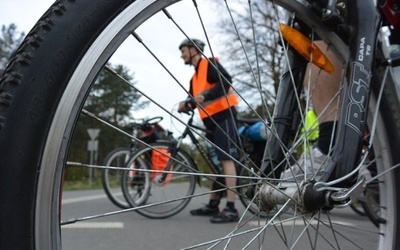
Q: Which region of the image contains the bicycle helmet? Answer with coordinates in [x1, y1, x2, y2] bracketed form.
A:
[179, 38, 205, 52]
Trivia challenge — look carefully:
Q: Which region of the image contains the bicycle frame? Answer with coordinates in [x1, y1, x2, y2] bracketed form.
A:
[260, 0, 381, 188]
[243, 0, 391, 212]
[326, 0, 381, 186]
[170, 112, 222, 176]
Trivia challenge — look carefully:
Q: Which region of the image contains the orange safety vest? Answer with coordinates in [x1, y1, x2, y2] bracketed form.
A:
[192, 58, 238, 120]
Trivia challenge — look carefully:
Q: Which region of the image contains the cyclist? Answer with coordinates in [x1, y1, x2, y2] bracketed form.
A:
[178, 38, 240, 223]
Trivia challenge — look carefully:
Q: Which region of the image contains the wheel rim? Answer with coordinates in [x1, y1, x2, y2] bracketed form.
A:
[33, 0, 397, 249]
[103, 149, 131, 208]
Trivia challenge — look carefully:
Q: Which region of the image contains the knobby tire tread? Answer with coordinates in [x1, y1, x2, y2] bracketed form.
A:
[0, 0, 399, 249]
[0, 0, 132, 249]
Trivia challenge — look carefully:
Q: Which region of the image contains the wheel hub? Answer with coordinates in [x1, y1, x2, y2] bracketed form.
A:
[256, 181, 336, 214]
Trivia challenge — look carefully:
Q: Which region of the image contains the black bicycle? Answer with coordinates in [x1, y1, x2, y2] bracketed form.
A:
[1, 0, 400, 249]
[120, 111, 272, 218]
[101, 116, 167, 208]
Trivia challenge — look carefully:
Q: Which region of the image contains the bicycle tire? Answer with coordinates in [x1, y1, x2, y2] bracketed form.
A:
[360, 181, 382, 227]
[101, 148, 131, 208]
[0, 0, 399, 249]
[349, 200, 366, 216]
[121, 151, 152, 208]
[122, 142, 197, 219]
[359, 49, 400, 230]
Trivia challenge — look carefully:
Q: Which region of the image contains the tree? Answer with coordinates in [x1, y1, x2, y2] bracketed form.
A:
[66, 64, 149, 182]
[212, 0, 284, 117]
[0, 23, 25, 69]
[85, 64, 148, 126]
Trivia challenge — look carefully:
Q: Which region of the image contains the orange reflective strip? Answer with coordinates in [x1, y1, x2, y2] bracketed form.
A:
[191, 58, 238, 120]
[199, 92, 238, 119]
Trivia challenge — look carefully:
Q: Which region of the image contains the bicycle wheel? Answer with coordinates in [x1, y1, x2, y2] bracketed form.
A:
[237, 156, 290, 218]
[361, 181, 382, 227]
[360, 150, 384, 227]
[101, 148, 131, 208]
[349, 200, 366, 216]
[122, 142, 197, 219]
[121, 151, 152, 208]
[1, 0, 400, 249]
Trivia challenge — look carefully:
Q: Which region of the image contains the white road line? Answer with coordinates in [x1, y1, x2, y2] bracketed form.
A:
[63, 222, 124, 229]
[62, 194, 108, 205]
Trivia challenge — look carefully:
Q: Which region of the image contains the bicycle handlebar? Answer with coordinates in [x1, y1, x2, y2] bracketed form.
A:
[130, 116, 163, 130]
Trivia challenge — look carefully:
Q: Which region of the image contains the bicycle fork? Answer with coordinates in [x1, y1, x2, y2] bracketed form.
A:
[249, 0, 381, 214]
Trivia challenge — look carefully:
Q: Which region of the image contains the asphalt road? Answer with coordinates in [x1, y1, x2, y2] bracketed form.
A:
[60, 188, 378, 250]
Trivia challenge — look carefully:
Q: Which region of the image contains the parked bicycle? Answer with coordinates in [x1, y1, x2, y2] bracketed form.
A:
[1, 0, 400, 249]
[101, 116, 169, 208]
[120, 111, 271, 218]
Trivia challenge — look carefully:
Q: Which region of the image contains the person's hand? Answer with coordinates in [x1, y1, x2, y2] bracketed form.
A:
[194, 94, 205, 104]
[178, 98, 196, 113]
[178, 101, 188, 113]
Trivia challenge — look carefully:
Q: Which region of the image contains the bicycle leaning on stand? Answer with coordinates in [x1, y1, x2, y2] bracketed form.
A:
[101, 116, 169, 209]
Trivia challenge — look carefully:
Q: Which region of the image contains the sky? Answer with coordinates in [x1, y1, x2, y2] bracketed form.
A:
[4, 1, 399, 134]
[0, 0, 54, 34]
[0, 0, 223, 133]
